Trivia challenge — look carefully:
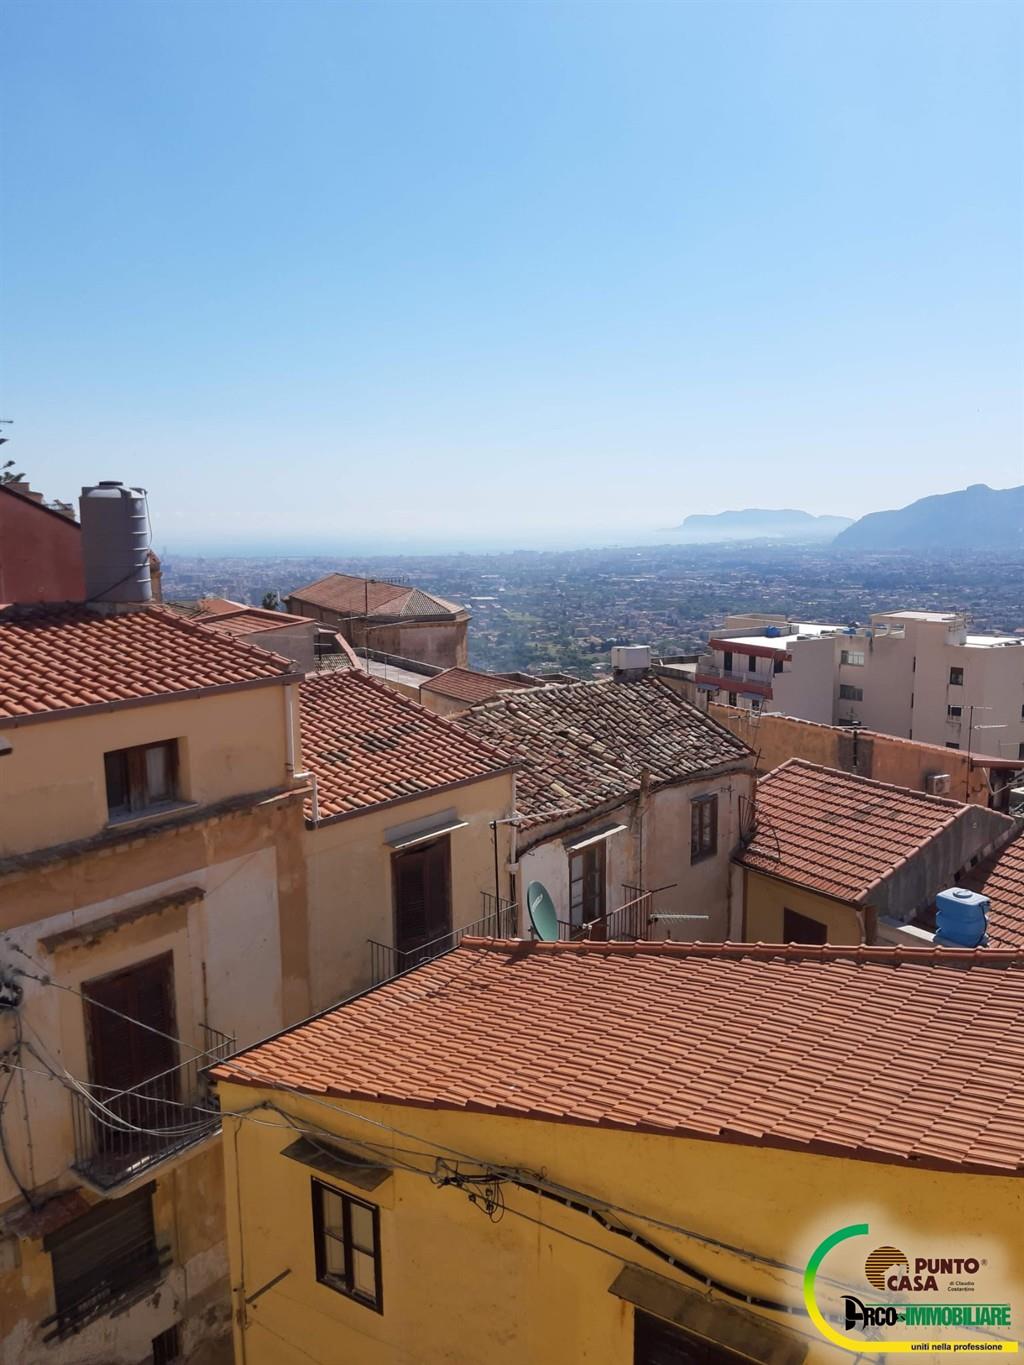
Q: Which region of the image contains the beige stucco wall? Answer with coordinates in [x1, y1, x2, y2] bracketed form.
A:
[0, 785, 308, 1364]
[304, 772, 515, 1009]
[517, 767, 755, 941]
[848, 616, 1024, 758]
[710, 706, 994, 804]
[743, 868, 864, 944]
[0, 682, 297, 858]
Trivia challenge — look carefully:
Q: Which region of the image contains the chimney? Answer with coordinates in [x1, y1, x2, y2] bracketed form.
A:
[78, 482, 153, 606]
[611, 645, 652, 682]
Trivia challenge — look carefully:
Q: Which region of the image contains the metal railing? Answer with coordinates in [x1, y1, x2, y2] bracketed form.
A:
[368, 894, 519, 988]
[70, 1023, 234, 1190]
[555, 892, 654, 943]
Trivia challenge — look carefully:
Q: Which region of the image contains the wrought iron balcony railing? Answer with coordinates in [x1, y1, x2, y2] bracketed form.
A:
[368, 894, 519, 988]
[70, 1023, 234, 1190]
[555, 891, 654, 942]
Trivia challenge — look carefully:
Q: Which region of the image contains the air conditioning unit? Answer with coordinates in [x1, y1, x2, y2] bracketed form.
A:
[925, 773, 952, 796]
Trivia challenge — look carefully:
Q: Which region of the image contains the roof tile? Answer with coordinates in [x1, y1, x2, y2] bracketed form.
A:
[457, 678, 750, 828]
[299, 670, 513, 820]
[0, 604, 294, 721]
[216, 939, 1024, 1173]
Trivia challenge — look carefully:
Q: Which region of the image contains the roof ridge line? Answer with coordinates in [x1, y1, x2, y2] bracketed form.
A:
[457, 936, 1024, 965]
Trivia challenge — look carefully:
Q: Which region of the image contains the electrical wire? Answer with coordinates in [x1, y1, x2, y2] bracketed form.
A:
[0, 1017, 38, 1209]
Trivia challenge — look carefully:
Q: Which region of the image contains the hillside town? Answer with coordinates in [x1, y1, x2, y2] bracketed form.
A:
[0, 475, 1022, 1363]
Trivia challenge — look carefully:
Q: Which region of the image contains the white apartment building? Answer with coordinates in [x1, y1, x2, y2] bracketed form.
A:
[697, 610, 1024, 762]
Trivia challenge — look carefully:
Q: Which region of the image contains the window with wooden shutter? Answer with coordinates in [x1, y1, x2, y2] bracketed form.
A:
[42, 1184, 169, 1340]
[690, 795, 718, 863]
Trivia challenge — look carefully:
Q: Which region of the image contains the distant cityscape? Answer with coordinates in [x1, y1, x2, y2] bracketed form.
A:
[161, 542, 1024, 679]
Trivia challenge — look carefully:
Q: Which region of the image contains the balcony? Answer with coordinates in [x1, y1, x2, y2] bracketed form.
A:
[556, 891, 654, 941]
[70, 1024, 234, 1191]
[368, 894, 519, 988]
[693, 661, 773, 699]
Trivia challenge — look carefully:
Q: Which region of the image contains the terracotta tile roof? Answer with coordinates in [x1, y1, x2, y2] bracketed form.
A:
[288, 573, 464, 620]
[962, 832, 1024, 948]
[215, 939, 1024, 1173]
[456, 678, 751, 830]
[299, 670, 514, 821]
[0, 604, 295, 723]
[420, 667, 534, 705]
[737, 759, 1001, 903]
[193, 605, 315, 637]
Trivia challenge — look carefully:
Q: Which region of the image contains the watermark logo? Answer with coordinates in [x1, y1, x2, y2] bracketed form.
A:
[804, 1223, 1018, 1354]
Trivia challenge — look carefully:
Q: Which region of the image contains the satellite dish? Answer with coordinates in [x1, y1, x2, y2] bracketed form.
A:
[526, 881, 559, 942]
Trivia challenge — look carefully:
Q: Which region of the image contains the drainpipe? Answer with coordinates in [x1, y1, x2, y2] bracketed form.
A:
[284, 684, 297, 782]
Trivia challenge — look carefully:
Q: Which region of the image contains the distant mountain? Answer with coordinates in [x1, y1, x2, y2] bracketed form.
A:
[834, 484, 1024, 552]
[674, 508, 853, 543]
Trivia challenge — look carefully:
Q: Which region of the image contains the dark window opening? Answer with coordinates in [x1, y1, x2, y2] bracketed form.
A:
[104, 740, 178, 820]
[946, 742, 960, 750]
[773, 656, 784, 674]
[838, 684, 863, 701]
[747, 654, 757, 672]
[312, 1181, 382, 1312]
[722, 651, 733, 672]
[42, 1184, 168, 1342]
[690, 795, 718, 863]
[152, 1324, 182, 1364]
[84, 954, 179, 1168]
[569, 840, 606, 927]
[727, 692, 737, 707]
[392, 836, 451, 960]
[783, 908, 828, 944]
[949, 667, 964, 686]
[634, 1309, 750, 1363]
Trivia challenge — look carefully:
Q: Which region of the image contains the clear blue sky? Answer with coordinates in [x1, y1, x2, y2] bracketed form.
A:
[4, 0, 1022, 550]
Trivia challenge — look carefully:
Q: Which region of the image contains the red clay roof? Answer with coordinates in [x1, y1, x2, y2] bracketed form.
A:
[457, 677, 751, 830]
[193, 605, 315, 636]
[288, 573, 464, 620]
[214, 939, 1024, 1173]
[0, 604, 295, 723]
[737, 759, 989, 903]
[299, 670, 513, 821]
[420, 667, 534, 705]
[962, 832, 1024, 949]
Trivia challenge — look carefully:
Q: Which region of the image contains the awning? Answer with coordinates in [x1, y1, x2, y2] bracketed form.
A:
[564, 823, 628, 852]
[280, 1137, 390, 1192]
[387, 818, 468, 851]
[609, 1265, 806, 1365]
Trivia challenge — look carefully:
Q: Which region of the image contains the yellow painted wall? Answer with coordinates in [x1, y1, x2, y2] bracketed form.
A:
[304, 772, 515, 1008]
[0, 682, 296, 858]
[0, 1143, 230, 1365]
[743, 868, 863, 944]
[217, 1085, 1024, 1365]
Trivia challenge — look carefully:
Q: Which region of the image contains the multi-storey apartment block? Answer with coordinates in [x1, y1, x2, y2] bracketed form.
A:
[699, 610, 1024, 763]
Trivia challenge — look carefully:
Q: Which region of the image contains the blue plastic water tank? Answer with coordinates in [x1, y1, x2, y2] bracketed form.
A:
[764, 625, 781, 638]
[934, 887, 989, 948]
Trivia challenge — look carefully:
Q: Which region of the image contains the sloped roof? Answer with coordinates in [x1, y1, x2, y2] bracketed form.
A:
[299, 670, 514, 821]
[193, 605, 316, 637]
[737, 759, 1008, 903]
[214, 939, 1024, 1174]
[287, 573, 464, 620]
[0, 604, 296, 723]
[456, 677, 751, 829]
[420, 667, 534, 705]
[962, 832, 1024, 948]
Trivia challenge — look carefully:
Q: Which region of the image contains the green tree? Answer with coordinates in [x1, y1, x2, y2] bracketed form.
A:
[261, 591, 280, 612]
[1, 458, 25, 485]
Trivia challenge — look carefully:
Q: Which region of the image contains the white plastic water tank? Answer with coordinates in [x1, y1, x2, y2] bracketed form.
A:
[611, 645, 652, 672]
[79, 482, 152, 604]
